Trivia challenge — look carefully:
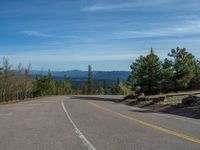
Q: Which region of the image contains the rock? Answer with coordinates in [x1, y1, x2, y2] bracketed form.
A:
[182, 95, 200, 106]
[137, 93, 145, 98]
[137, 93, 146, 101]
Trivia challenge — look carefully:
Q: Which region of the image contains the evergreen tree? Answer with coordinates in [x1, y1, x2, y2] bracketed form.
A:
[168, 47, 196, 90]
[161, 58, 174, 92]
[87, 65, 93, 94]
[103, 80, 108, 95]
[130, 49, 162, 94]
[189, 60, 200, 89]
[33, 70, 57, 96]
[47, 69, 57, 95]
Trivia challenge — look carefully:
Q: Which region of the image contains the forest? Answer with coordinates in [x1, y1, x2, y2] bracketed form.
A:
[0, 47, 199, 103]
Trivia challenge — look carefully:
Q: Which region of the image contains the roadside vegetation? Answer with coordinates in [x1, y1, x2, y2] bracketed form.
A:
[0, 58, 129, 103]
[0, 47, 200, 106]
[126, 47, 200, 107]
[128, 47, 200, 95]
[0, 58, 72, 103]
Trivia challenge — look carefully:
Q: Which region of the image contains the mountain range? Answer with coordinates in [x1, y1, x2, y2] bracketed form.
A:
[31, 70, 131, 81]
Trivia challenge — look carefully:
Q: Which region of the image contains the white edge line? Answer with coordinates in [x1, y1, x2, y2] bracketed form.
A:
[61, 100, 96, 150]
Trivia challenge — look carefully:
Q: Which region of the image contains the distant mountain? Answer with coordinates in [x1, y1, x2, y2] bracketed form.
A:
[31, 70, 131, 81]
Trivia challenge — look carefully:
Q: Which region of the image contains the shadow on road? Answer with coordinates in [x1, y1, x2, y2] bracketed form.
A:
[71, 95, 200, 119]
[70, 96, 122, 102]
[160, 106, 200, 119]
[130, 109, 154, 113]
[128, 103, 200, 119]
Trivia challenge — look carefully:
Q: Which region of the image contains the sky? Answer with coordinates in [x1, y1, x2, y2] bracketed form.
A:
[0, 0, 200, 71]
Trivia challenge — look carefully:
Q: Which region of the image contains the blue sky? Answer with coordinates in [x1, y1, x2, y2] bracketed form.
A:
[0, 0, 200, 71]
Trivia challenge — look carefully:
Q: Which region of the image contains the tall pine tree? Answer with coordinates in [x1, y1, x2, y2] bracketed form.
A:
[87, 65, 93, 94]
[168, 47, 197, 90]
[130, 49, 162, 94]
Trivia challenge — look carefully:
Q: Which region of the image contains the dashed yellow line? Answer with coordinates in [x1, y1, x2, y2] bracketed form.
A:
[88, 101, 200, 144]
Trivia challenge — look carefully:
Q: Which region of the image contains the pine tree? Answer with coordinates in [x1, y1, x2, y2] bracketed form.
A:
[87, 65, 93, 94]
[190, 61, 200, 89]
[130, 49, 162, 94]
[161, 58, 174, 92]
[168, 47, 196, 90]
[47, 70, 57, 95]
[103, 80, 108, 95]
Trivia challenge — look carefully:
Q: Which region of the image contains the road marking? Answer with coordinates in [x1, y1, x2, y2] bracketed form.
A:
[88, 101, 200, 144]
[61, 100, 96, 150]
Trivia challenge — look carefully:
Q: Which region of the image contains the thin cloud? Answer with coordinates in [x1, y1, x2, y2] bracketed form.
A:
[1, 50, 143, 62]
[113, 31, 168, 39]
[82, 3, 134, 11]
[82, 0, 172, 12]
[74, 54, 141, 61]
[20, 30, 76, 39]
[113, 20, 200, 39]
[21, 30, 52, 37]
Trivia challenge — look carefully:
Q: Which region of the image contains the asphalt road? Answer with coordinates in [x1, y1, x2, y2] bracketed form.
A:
[0, 96, 200, 150]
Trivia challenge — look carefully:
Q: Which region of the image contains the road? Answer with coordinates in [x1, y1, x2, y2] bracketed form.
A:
[0, 96, 200, 150]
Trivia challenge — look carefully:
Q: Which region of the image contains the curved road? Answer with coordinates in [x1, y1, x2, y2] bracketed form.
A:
[0, 96, 200, 150]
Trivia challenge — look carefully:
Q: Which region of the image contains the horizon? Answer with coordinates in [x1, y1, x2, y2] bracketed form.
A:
[31, 69, 131, 72]
[1, 0, 200, 71]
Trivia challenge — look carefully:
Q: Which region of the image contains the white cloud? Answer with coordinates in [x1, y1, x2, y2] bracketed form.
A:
[21, 30, 52, 37]
[0, 50, 143, 64]
[73, 53, 141, 61]
[82, 3, 134, 11]
[82, 0, 172, 12]
[113, 31, 168, 39]
[20, 30, 76, 39]
[113, 20, 200, 39]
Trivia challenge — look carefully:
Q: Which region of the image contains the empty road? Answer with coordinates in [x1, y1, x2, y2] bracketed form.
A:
[0, 96, 200, 150]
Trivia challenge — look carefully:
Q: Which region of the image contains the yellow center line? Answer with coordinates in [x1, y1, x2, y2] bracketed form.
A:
[88, 101, 200, 144]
